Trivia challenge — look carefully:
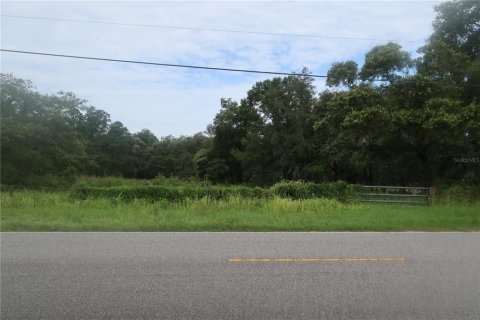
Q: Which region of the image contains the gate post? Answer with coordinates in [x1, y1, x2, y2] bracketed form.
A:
[429, 187, 436, 206]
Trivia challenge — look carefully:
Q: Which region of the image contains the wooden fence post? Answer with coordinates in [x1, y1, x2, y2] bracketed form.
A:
[429, 187, 436, 206]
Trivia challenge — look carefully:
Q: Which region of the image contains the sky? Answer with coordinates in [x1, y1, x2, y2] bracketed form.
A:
[1, 1, 441, 138]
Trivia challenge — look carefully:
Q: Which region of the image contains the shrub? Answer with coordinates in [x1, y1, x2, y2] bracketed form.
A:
[271, 180, 361, 202]
[74, 176, 150, 188]
[71, 181, 360, 202]
[271, 181, 312, 199]
[71, 185, 273, 202]
[436, 184, 480, 204]
[150, 175, 185, 187]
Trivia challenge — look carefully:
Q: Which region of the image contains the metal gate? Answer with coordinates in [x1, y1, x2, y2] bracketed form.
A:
[360, 186, 435, 206]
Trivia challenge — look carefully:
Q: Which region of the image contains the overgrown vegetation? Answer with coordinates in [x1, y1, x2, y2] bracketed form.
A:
[1, 188, 478, 231]
[1, 176, 478, 231]
[69, 179, 360, 203]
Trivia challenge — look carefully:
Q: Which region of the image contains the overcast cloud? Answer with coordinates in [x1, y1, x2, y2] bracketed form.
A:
[1, 1, 440, 137]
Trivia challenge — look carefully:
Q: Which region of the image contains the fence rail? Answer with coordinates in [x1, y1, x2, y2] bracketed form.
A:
[360, 186, 435, 206]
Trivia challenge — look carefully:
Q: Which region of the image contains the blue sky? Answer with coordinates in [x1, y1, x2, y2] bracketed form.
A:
[1, 1, 440, 137]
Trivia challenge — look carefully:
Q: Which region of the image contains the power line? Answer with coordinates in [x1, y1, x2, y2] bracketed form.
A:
[0, 49, 327, 78]
[2, 49, 479, 87]
[1, 14, 424, 44]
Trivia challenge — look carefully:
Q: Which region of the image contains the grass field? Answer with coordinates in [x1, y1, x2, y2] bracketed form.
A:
[1, 190, 478, 231]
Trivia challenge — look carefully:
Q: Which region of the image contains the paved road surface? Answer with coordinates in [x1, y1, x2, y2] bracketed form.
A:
[1, 232, 479, 319]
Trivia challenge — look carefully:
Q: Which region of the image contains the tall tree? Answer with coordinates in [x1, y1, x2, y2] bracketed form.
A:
[326, 61, 358, 88]
[202, 98, 260, 183]
[431, 0, 480, 60]
[240, 71, 316, 183]
[98, 121, 135, 177]
[360, 42, 412, 83]
[0, 74, 90, 185]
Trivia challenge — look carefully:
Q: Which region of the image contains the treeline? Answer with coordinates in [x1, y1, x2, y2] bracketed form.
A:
[0, 78, 209, 185]
[197, 1, 480, 186]
[1, 1, 479, 187]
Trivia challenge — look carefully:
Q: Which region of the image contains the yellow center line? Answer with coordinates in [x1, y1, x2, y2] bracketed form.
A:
[227, 257, 405, 263]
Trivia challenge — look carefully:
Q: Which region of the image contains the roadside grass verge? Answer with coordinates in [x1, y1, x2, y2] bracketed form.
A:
[1, 191, 478, 231]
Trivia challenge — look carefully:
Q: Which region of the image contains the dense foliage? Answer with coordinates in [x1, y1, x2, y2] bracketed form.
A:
[199, 1, 480, 186]
[1, 1, 479, 187]
[0, 77, 209, 185]
[4, 187, 479, 231]
[70, 180, 360, 203]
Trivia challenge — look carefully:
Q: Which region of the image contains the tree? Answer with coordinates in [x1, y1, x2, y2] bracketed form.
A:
[431, 0, 480, 60]
[326, 61, 358, 88]
[80, 107, 111, 141]
[314, 85, 388, 183]
[132, 129, 160, 179]
[360, 42, 412, 83]
[239, 71, 317, 183]
[155, 133, 209, 179]
[0, 74, 91, 185]
[418, 0, 479, 103]
[98, 121, 135, 176]
[417, 39, 471, 86]
[203, 98, 261, 183]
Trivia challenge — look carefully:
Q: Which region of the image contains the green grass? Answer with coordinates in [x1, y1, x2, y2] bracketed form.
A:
[1, 190, 478, 231]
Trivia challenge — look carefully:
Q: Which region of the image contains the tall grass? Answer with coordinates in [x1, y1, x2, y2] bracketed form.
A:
[435, 184, 480, 204]
[1, 190, 355, 212]
[74, 175, 209, 188]
[74, 176, 151, 188]
[1, 190, 479, 231]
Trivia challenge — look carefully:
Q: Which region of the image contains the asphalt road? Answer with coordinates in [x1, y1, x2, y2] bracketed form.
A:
[1, 232, 479, 320]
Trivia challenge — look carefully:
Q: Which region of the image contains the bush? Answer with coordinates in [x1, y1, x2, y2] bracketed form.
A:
[74, 176, 150, 188]
[70, 185, 273, 202]
[271, 181, 361, 202]
[150, 175, 186, 187]
[271, 181, 312, 199]
[71, 181, 361, 202]
[436, 184, 480, 204]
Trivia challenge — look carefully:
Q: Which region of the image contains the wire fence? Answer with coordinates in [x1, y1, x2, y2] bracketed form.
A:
[360, 186, 436, 206]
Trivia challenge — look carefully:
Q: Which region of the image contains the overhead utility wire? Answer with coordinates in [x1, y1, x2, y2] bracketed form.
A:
[1, 14, 424, 44]
[0, 49, 328, 78]
[2, 49, 479, 87]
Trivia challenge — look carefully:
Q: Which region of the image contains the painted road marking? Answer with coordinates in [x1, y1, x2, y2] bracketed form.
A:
[227, 257, 405, 262]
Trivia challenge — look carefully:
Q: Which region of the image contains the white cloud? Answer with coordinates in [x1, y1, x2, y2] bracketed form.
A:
[1, 1, 439, 137]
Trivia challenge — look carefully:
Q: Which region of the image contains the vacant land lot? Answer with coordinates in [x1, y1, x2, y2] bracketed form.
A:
[1, 189, 478, 231]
